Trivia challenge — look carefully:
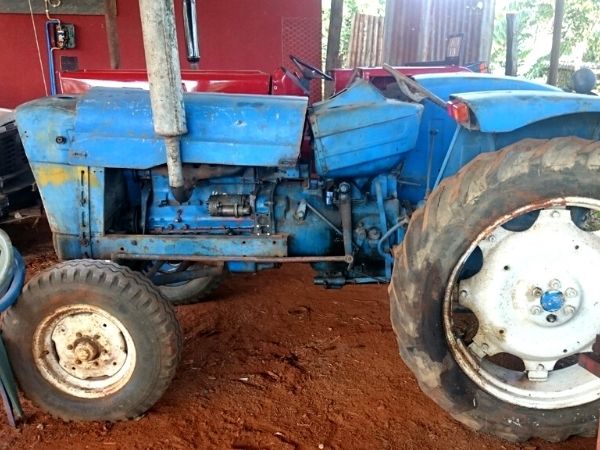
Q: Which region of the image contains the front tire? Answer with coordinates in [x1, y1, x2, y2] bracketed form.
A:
[390, 138, 600, 442]
[1, 260, 182, 421]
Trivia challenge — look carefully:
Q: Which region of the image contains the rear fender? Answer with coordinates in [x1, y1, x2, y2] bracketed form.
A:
[451, 90, 600, 132]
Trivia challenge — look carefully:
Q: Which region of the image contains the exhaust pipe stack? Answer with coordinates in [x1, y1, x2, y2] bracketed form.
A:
[138, 0, 188, 202]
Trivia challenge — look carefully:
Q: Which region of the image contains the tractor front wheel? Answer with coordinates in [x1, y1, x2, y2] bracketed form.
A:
[390, 137, 600, 442]
[1, 260, 182, 421]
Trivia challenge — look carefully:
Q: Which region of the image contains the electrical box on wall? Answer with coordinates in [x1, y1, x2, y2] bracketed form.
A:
[53, 23, 76, 49]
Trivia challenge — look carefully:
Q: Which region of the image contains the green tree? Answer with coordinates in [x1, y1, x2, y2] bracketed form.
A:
[491, 0, 600, 78]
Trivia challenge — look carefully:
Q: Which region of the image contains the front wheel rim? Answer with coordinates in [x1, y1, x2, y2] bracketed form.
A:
[33, 304, 136, 399]
[444, 197, 600, 410]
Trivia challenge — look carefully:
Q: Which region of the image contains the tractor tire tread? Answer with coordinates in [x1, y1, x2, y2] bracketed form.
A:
[390, 137, 600, 442]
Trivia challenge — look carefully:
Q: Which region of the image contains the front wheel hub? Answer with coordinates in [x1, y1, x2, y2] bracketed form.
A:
[33, 304, 136, 399]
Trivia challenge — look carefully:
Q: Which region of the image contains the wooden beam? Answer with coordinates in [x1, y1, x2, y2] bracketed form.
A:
[547, 0, 565, 86]
[325, 0, 344, 98]
[104, 0, 120, 69]
[0, 0, 107, 15]
[505, 13, 518, 76]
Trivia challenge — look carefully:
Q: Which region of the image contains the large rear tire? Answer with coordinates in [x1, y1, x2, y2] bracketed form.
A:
[147, 262, 224, 306]
[390, 137, 600, 442]
[1, 260, 182, 421]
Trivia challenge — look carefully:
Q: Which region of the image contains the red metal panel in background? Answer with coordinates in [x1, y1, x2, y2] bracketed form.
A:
[281, 16, 322, 102]
[0, 0, 321, 108]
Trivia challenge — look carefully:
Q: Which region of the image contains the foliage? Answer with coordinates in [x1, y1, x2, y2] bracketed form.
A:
[490, 0, 600, 78]
[322, 0, 386, 67]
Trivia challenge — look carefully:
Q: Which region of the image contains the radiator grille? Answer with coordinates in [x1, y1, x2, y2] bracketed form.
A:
[0, 124, 28, 178]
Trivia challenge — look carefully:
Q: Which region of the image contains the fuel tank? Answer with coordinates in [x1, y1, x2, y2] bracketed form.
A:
[309, 80, 423, 178]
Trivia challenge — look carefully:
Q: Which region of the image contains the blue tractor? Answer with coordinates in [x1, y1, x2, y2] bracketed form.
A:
[3, 4, 600, 443]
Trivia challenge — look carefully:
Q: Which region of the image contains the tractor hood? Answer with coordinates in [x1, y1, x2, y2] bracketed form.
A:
[450, 90, 600, 133]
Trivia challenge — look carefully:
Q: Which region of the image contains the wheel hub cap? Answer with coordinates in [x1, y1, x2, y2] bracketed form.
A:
[540, 289, 564, 312]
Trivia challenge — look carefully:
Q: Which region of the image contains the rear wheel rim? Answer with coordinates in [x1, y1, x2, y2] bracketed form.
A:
[444, 197, 600, 409]
[33, 304, 136, 399]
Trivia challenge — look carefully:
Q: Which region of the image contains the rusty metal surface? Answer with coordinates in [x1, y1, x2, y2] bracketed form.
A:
[383, 0, 495, 65]
[113, 254, 354, 265]
[579, 335, 600, 378]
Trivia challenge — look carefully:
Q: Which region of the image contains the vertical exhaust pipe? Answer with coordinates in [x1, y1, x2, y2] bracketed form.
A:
[138, 0, 188, 202]
[183, 0, 200, 65]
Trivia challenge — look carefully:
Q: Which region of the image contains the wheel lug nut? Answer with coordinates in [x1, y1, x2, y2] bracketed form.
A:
[546, 314, 558, 323]
[565, 288, 577, 298]
[530, 306, 542, 315]
[550, 279, 561, 290]
[564, 305, 576, 315]
[532, 288, 543, 298]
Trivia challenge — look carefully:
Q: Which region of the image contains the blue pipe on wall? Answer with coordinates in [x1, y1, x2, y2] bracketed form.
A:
[45, 20, 60, 96]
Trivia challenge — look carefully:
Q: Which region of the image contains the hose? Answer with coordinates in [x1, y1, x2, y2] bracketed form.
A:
[0, 230, 25, 313]
[377, 221, 406, 263]
[0, 230, 14, 298]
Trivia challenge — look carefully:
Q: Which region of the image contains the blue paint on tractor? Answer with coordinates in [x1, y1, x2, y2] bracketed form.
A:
[14, 73, 600, 285]
[541, 290, 565, 313]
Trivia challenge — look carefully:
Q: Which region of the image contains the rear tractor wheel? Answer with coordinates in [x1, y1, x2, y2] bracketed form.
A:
[144, 261, 224, 306]
[1, 260, 182, 421]
[390, 137, 600, 442]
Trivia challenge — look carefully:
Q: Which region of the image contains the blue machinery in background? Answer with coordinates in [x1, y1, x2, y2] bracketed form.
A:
[0, 230, 24, 426]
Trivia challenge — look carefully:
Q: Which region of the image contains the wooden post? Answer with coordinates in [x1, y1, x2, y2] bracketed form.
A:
[547, 0, 565, 86]
[104, 0, 120, 69]
[505, 13, 517, 76]
[325, 0, 344, 98]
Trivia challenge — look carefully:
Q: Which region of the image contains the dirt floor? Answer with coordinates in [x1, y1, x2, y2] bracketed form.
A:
[0, 221, 596, 450]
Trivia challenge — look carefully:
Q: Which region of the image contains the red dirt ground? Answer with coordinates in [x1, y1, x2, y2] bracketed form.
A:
[0, 221, 596, 449]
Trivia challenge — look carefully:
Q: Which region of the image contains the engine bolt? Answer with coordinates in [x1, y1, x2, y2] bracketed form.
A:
[565, 288, 577, 298]
[530, 306, 542, 315]
[564, 305, 576, 315]
[532, 287, 543, 298]
[550, 279, 561, 290]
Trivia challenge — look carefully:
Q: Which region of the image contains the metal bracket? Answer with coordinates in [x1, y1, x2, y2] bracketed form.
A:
[78, 167, 92, 257]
